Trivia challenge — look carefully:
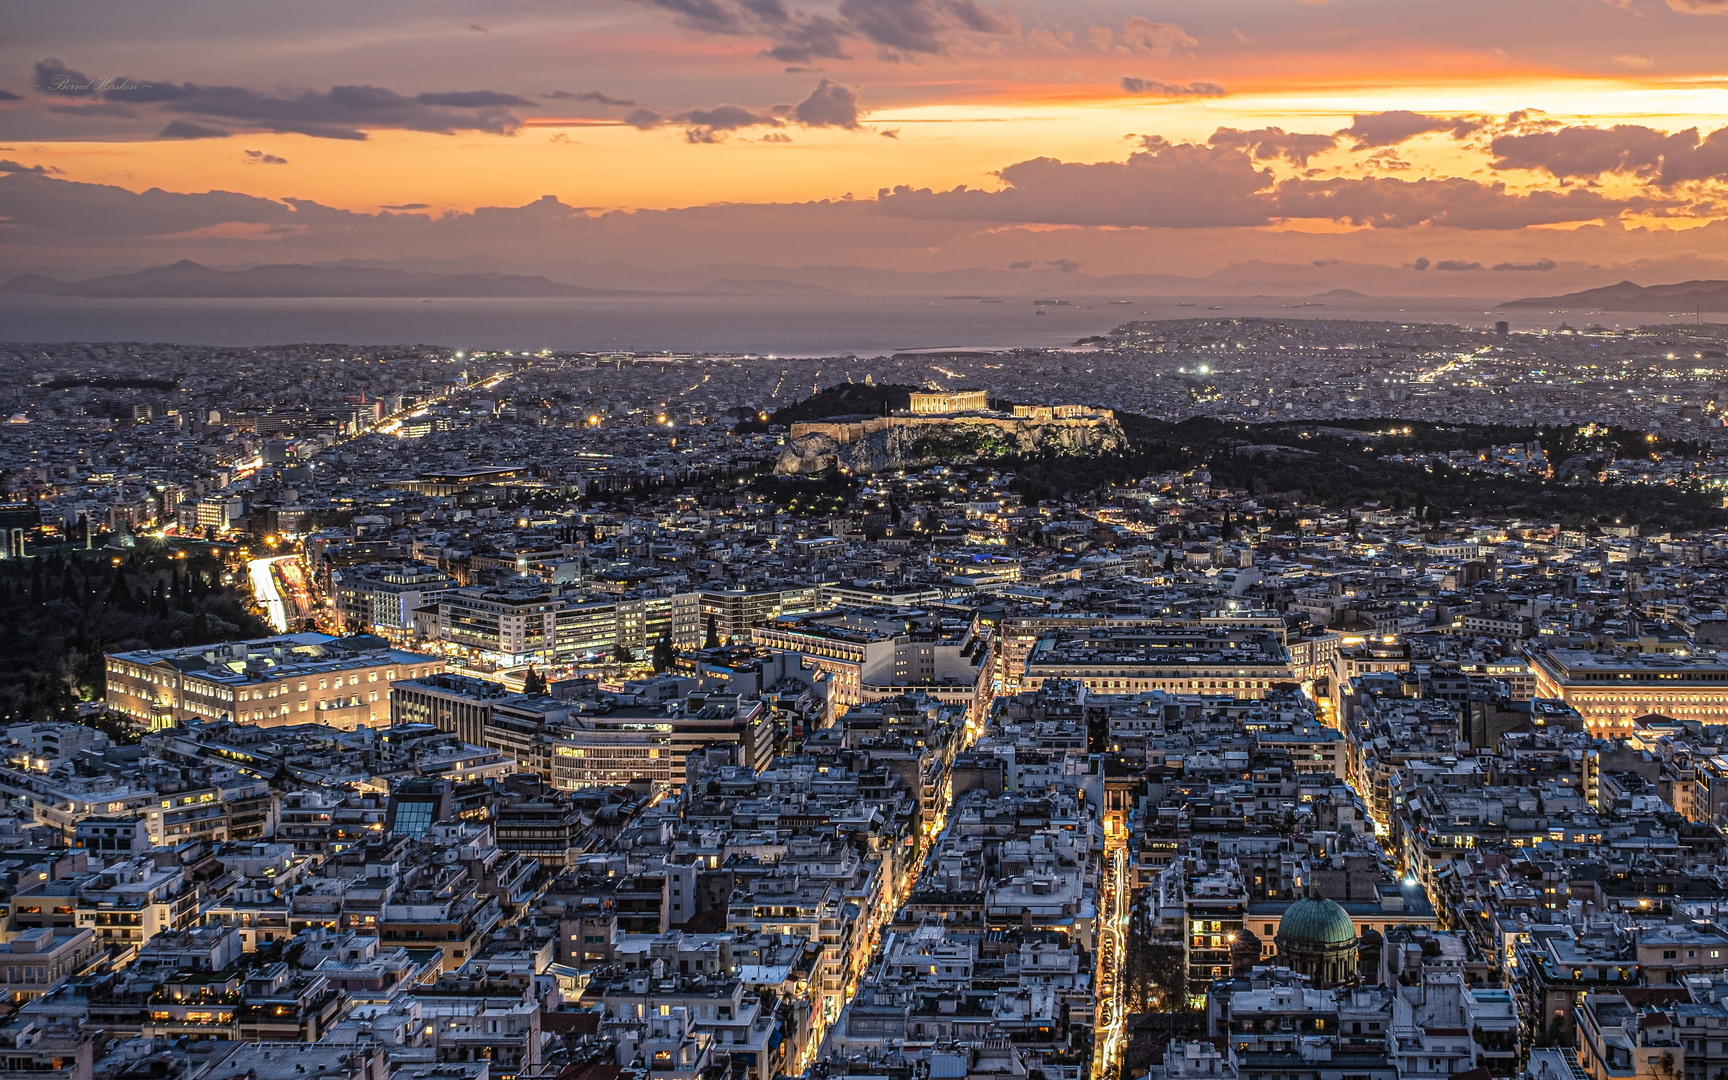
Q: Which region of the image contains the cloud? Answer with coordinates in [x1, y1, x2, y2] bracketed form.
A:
[879, 138, 1277, 228]
[1272, 174, 1631, 229]
[1045, 258, 1082, 273]
[415, 90, 535, 108]
[1412, 257, 1431, 270]
[1209, 127, 1338, 165]
[1613, 53, 1654, 68]
[881, 128, 900, 138]
[0, 160, 61, 175]
[1008, 260, 1034, 270]
[545, 90, 638, 106]
[1433, 259, 1483, 271]
[1489, 122, 1728, 184]
[1340, 110, 1481, 148]
[33, 59, 103, 97]
[878, 138, 1643, 231]
[760, 132, 794, 142]
[1492, 258, 1558, 270]
[678, 103, 783, 142]
[0, 90, 21, 102]
[160, 120, 227, 140]
[626, 80, 864, 141]
[243, 149, 288, 165]
[1667, 0, 1728, 12]
[1120, 78, 1226, 98]
[838, 0, 1006, 57]
[628, 0, 1003, 62]
[1119, 16, 1196, 55]
[30, 60, 538, 140]
[380, 203, 429, 210]
[0, 168, 301, 237]
[793, 79, 860, 128]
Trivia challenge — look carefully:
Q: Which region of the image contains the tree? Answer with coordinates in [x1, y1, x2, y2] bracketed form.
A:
[652, 632, 676, 673]
[704, 613, 721, 650]
[522, 667, 548, 695]
[612, 644, 634, 664]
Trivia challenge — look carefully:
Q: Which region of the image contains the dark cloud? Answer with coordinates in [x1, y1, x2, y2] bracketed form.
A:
[1489, 123, 1728, 185]
[33, 59, 100, 96]
[760, 132, 794, 142]
[793, 79, 860, 128]
[0, 90, 21, 102]
[159, 120, 227, 140]
[416, 90, 536, 108]
[1209, 127, 1338, 165]
[30, 61, 537, 140]
[881, 128, 900, 138]
[759, 16, 852, 63]
[0, 160, 60, 174]
[1120, 78, 1226, 98]
[838, 0, 1003, 57]
[1493, 258, 1558, 271]
[545, 90, 638, 106]
[1008, 260, 1034, 270]
[1045, 258, 1082, 273]
[628, 0, 1003, 62]
[678, 103, 783, 141]
[1434, 259, 1483, 271]
[243, 149, 288, 165]
[1340, 110, 1481, 148]
[626, 80, 864, 140]
[381, 203, 429, 211]
[1412, 257, 1431, 270]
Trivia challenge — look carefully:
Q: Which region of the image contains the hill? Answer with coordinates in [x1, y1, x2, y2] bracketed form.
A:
[688, 278, 835, 296]
[0, 260, 647, 298]
[737, 383, 917, 432]
[1502, 279, 1728, 312]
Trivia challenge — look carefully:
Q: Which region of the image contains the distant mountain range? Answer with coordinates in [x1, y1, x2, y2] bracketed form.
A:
[15, 259, 1728, 306]
[1502, 279, 1728, 312]
[0, 260, 844, 300]
[0, 260, 641, 299]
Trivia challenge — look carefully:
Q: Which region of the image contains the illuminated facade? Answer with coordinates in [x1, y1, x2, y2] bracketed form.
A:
[1021, 627, 1292, 700]
[1527, 647, 1728, 732]
[107, 633, 443, 731]
[908, 389, 988, 414]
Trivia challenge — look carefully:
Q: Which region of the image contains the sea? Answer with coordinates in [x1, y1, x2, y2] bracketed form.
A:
[0, 293, 1700, 355]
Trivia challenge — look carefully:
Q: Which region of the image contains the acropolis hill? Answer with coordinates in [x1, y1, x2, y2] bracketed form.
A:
[775, 388, 1125, 475]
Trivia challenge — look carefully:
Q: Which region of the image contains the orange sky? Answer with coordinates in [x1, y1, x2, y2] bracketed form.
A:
[4, 0, 1728, 281]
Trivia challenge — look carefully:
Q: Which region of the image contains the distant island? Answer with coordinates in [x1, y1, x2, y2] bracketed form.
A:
[0, 260, 649, 299]
[1502, 279, 1728, 312]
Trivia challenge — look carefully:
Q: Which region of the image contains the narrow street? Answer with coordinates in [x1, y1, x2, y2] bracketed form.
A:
[1094, 846, 1129, 1080]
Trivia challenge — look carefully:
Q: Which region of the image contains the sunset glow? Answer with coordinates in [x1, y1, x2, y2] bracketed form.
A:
[5, 0, 1728, 289]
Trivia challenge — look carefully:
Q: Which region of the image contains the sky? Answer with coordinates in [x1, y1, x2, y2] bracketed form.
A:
[5, 0, 1728, 291]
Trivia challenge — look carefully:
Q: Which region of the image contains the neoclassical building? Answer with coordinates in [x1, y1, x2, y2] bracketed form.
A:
[1273, 896, 1359, 987]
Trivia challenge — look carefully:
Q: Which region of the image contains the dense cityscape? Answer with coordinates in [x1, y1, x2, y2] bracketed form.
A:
[2, 316, 1728, 1080]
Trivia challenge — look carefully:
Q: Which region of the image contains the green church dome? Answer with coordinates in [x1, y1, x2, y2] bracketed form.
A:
[1277, 896, 1357, 947]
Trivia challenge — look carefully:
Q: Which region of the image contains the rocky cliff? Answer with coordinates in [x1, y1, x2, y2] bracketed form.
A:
[775, 414, 1126, 475]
